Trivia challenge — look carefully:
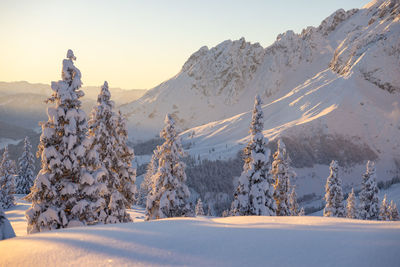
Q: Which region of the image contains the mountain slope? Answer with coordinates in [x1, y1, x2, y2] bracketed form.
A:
[121, 1, 399, 142]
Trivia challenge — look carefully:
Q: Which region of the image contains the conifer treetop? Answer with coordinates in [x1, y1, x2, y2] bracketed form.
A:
[67, 49, 76, 60]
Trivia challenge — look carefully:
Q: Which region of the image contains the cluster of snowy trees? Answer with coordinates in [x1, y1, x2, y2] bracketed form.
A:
[25, 50, 136, 233]
[141, 95, 305, 219]
[324, 160, 399, 221]
[230, 95, 304, 217]
[0, 138, 36, 210]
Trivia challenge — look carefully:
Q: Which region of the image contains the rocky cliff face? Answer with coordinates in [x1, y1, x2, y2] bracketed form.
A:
[182, 38, 264, 104]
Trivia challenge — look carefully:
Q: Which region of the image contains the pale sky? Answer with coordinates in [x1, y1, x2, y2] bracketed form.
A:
[0, 0, 368, 90]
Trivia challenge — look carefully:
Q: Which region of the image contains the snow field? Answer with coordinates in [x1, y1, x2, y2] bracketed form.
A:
[2, 195, 400, 266]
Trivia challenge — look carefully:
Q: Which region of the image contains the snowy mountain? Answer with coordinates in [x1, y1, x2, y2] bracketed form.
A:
[122, 2, 397, 141]
[123, 0, 400, 194]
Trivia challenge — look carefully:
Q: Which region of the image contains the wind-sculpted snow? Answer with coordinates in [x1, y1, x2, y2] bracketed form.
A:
[1, 215, 400, 266]
[3, 191, 400, 266]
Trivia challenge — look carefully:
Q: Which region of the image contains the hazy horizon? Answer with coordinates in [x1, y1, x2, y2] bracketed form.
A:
[0, 0, 367, 90]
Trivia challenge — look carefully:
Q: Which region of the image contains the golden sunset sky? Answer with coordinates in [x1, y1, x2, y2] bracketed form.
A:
[0, 0, 367, 89]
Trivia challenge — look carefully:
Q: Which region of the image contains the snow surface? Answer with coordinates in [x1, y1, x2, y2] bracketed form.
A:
[1, 215, 399, 266]
[3, 193, 400, 266]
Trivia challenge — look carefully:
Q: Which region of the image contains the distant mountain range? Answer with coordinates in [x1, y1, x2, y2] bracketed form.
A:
[0, 81, 146, 129]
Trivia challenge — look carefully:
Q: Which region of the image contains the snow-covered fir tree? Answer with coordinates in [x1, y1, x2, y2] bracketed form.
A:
[358, 161, 380, 220]
[86, 81, 131, 224]
[289, 187, 300, 216]
[0, 147, 16, 209]
[207, 204, 212, 216]
[146, 114, 191, 220]
[379, 194, 390, 221]
[195, 198, 205, 216]
[231, 95, 276, 216]
[298, 207, 305, 216]
[272, 139, 294, 216]
[137, 152, 158, 206]
[323, 160, 345, 217]
[26, 50, 104, 233]
[346, 188, 357, 219]
[389, 200, 399, 221]
[16, 137, 35, 194]
[114, 111, 136, 209]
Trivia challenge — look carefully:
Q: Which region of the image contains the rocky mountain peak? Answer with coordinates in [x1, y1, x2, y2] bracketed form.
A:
[181, 37, 265, 104]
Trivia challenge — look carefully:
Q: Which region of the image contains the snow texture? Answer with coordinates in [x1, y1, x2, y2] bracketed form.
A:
[3, 191, 400, 266]
[1, 215, 400, 267]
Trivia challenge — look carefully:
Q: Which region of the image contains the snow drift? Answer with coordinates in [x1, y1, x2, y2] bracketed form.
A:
[0, 216, 399, 266]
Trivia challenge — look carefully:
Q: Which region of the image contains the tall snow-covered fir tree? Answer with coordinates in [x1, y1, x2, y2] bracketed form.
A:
[323, 160, 345, 217]
[146, 114, 191, 220]
[195, 198, 205, 216]
[0, 147, 16, 209]
[231, 95, 276, 216]
[289, 187, 300, 216]
[346, 188, 357, 219]
[389, 200, 399, 221]
[16, 137, 35, 194]
[358, 161, 380, 220]
[272, 139, 294, 216]
[379, 194, 390, 221]
[86, 82, 131, 223]
[26, 50, 105, 233]
[114, 111, 136, 209]
[137, 152, 158, 206]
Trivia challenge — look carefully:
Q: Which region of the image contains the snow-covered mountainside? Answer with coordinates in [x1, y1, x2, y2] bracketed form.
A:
[123, 0, 400, 192]
[122, 1, 399, 143]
